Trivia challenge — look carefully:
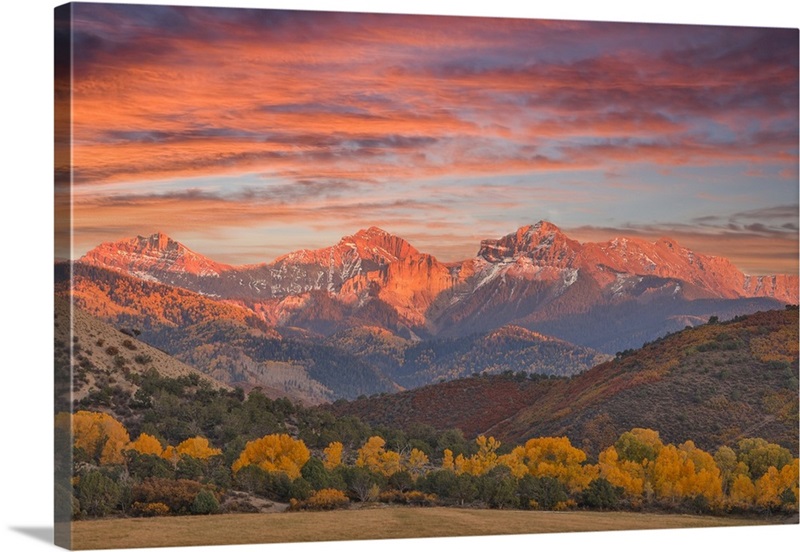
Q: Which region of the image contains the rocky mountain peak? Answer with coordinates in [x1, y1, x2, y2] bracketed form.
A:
[343, 227, 419, 263]
[80, 232, 230, 277]
[478, 221, 580, 265]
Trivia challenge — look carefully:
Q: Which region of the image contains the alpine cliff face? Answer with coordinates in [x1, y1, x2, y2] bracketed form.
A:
[78, 221, 798, 351]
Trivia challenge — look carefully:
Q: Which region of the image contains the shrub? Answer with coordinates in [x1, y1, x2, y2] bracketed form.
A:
[77, 470, 122, 518]
[305, 488, 350, 510]
[553, 499, 577, 511]
[134, 354, 152, 365]
[105, 346, 120, 356]
[405, 490, 437, 506]
[289, 477, 313, 501]
[191, 489, 220, 515]
[378, 490, 405, 503]
[121, 339, 137, 350]
[378, 490, 436, 506]
[518, 475, 568, 510]
[132, 478, 205, 515]
[477, 466, 516, 509]
[130, 502, 170, 517]
[580, 478, 623, 510]
[125, 450, 175, 480]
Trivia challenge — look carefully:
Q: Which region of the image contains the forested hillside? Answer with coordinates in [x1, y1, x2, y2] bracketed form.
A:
[329, 308, 799, 456]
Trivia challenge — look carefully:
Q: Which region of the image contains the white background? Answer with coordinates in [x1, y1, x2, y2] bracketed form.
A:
[1, 1, 798, 551]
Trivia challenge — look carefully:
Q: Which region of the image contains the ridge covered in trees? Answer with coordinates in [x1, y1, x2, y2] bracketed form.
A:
[328, 308, 799, 455]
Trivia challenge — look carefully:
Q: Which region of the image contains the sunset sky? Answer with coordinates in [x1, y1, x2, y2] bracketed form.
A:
[58, 3, 799, 274]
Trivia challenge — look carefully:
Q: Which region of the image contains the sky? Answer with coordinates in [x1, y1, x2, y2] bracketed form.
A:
[56, 2, 799, 274]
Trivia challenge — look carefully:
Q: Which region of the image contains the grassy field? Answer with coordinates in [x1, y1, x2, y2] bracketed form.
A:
[70, 506, 790, 550]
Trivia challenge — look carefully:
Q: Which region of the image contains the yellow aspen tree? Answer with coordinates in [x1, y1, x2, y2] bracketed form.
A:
[232, 434, 310, 480]
[355, 436, 402, 477]
[442, 449, 455, 471]
[520, 436, 597, 492]
[754, 460, 799, 510]
[323, 441, 343, 470]
[652, 444, 685, 502]
[653, 442, 723, 505]
[458, 435, 501, 476]
[780, 459, 799, 507]
[161, 445, 180, 465]
[677, 441, 724, 505]
[356, 436, 389, 473]
[714, 446, 738, 494]
[127, 433, 164, 456]
[755, 466, 783, 509]
[381, 450, 402, 477]
[729, 473, 756, 508]
[475, 435, 501, 463]
[406, 448, 430, 479]
[71, 410, 131, 465]
[597, 445, 645, 497]
[453, 453, 467, 475]
[176, 436, 222, 460]
[498, 447, 529, 479]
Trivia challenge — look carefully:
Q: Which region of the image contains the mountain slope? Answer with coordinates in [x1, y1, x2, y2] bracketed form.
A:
[326, 308, 799, 455]
[145, 320, 401, 401]
[55, 296, 231, 407]
[56, 263, 398, 402]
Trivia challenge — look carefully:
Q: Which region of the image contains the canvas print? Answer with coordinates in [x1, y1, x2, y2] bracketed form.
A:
[54, 2, 799, 550]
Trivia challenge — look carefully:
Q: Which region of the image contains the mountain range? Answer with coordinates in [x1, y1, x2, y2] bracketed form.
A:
[77, 222, 796, 348]
[56, 221, 797, 403]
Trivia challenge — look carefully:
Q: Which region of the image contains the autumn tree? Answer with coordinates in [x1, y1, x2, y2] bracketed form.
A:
[728, 473, 757, 508]
[176, 437, 222, 460]
[323, 441, 343, 470]
[501, 436, 597, 492]
[442, 449, 455, 471]
[754, 459, 799, 511]
[405, 448, 430, 479]
[71, 411, 131, 465]
[127, 433, 164, 457]
[454, 435, 501, 476]
[356, 436, 401, 477]
[597, 445, 647, 498]
[651, 441, 723, 507]
[232, 434, 310, 480]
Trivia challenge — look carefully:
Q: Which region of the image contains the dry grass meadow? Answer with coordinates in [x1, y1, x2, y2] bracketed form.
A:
[70, 505, 788, 550]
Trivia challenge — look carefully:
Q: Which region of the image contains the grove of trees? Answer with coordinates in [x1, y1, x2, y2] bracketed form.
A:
[58, 407, 798, 519]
